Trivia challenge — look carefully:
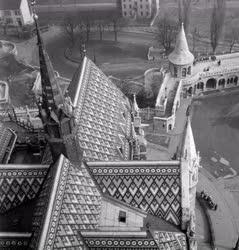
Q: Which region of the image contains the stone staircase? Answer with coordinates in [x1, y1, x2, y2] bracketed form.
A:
[164, 82, 179, 117]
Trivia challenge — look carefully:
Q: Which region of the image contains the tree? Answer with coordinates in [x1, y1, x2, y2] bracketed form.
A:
[210, 0, 226, 53]
[192, 27, 199, 53]
[156, 16, 178, 54]
[225, 25, 239, 53]
[97, 20, 107, 41]
[182, 0, 192, 34]
[178, 0, 194, 34]
[62, 15, 77, 46]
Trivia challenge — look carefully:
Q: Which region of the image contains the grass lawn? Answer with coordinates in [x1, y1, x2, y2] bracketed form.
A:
[158, 0, 239, 54]
[192, 91, 239, 178]
[71, 40, 148, 64]
[45, 30, 159, 79]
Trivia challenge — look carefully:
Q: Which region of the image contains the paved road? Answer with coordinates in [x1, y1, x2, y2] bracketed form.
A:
[198, 170, 239, 248]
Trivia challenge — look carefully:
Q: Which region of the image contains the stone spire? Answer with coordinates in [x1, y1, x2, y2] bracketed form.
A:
[33, 13, 64, 114]
[32, 5, 82, 163]
[168, 23, 194, 65]
[132, 94, 139, 115]
[182, 109, 197, 163]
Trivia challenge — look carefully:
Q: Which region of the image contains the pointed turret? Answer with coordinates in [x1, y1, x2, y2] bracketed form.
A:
[180, 106, 200, 233]
[182, 113, 197, 163]
[132, 94, 139, 115]
[169, 23, 194, 66]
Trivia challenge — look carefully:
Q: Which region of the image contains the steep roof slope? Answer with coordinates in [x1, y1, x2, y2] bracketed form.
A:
[68, 57, 132, 162]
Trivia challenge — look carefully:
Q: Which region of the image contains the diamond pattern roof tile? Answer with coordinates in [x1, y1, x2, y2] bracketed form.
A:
[69, 57, 132, 162]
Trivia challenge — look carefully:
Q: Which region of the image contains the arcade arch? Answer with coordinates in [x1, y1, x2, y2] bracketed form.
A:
[218, 79, 225, 88]
[206, 78, 217, 89]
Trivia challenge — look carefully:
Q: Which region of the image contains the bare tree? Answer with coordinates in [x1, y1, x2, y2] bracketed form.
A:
[156, 16, 178, 54]
[177, 0, 193, 34]
[84, 17, 93, 42]
[225, 25, 239, 53]
[210, 0, 226, 53]
[192, 27, 199, 53]
[97, 20, 106, 41]
[182, 0, 192, 34]
[178, 0, 183, 25]
[62, 16, 77, 46]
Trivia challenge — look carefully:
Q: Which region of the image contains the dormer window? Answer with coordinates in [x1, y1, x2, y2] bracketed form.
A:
[118, 211, 126, 223]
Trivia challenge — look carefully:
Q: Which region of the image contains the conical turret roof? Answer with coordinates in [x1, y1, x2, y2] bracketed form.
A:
[168, 23, 194, 65]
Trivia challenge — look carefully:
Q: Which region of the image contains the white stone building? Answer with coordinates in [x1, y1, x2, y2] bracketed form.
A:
[121, 0, 158, 18]
[0, 0, 33, 27]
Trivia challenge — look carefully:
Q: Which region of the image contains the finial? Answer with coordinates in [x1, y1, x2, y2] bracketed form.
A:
[31, 0, 36, 14]
[186, 104, 191, 117]
[82, 44, 86, 57]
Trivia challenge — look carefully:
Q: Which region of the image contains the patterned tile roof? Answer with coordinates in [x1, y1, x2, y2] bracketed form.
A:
[88, 161, 182, 226]
[0, 232, 31, 250]
[0, 165, 48, 214]
[153, 231, 187, 250]
[0, 123, 17, 164]
[69, 57, 132, 162]
[84, 237, 159, 249]
[30, 155, 102, 250]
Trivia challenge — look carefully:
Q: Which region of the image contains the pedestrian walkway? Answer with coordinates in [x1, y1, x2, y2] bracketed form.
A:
[198, 169, 239, 249]
[167, 97, 192, 157]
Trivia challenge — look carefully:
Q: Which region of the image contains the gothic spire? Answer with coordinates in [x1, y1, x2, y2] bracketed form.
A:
[33, 12, 64, 114]
[132, 94, 139, 115]
[182, 108, 197, 163]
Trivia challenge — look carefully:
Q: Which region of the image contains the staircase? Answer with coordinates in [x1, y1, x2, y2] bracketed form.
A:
[164, 82, 179, 117]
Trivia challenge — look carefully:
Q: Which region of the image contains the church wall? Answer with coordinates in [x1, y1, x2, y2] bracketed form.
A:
[99, 197, 146, 231]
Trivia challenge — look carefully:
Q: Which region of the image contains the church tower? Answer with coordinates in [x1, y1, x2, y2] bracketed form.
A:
[168, 23, 194, 78]
[180, 108, 200, 250]
[33, 12, 81, 163]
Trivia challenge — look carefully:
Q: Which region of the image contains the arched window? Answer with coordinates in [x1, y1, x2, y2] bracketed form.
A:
[187, 66, 191, 75]
[174, 66, 178, 77]
[182, 68, 187, 77]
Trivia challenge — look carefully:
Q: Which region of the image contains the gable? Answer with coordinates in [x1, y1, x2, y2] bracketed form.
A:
[88, 161, 182, 226]
[0, 165, 48, 214]
[30, 155, 102, 250]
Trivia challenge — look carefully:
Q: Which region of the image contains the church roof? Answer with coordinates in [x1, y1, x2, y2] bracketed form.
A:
[68, 57, 132, 161]
[0, 164, 48, 214]
[0, 123, 17, 164]
[168, 23, 194, 66]
[88, 160, 182, 226]
[25, 154, 186, 250]
[29, 155, 102, 249]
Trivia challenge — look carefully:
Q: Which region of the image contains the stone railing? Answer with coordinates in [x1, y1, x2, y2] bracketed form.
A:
[182, 66, 239, 88]
[172, 80, 182, 115]
[155, 72, 170, 111]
